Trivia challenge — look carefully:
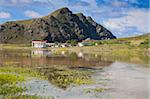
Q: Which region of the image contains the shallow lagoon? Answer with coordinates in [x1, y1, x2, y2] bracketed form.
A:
[0, 49, 149, 99]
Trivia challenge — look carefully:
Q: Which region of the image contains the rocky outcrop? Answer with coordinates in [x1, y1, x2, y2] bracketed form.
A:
[0, 7, 116, 44]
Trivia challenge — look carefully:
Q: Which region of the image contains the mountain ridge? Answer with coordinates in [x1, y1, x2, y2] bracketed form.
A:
[0, 7, 116, 44]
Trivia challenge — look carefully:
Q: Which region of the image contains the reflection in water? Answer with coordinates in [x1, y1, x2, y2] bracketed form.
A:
[36, 65, 94, 89]
[78, 52, 84, 58]
[0, 49, 149, 68]
[0, 50, 149, 66]
[0, 49, 149, 99]
[32, 50, 51, 57]
[0, 49, 114, 67]
[61, 51, 65, 55]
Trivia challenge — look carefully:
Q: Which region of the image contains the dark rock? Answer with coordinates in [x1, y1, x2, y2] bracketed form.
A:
[0, 7, 116, 44]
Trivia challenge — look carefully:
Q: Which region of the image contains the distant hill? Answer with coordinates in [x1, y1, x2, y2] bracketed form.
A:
[0, 7, 116, 44]
[96, 33, 149, 49]
[115, 33, 150, 45]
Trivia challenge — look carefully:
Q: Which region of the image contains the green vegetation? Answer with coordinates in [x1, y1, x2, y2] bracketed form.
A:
[93, 34, 149, 49]
[0, 73, 26, 95]
[0, 66, 45, 96]
[0, 74, 25, 85]
[84, 88, 109, 93]
[67, 45, 149, 65]
[139, 39, 149, 48]
[0, 33, 149, 65]
[0, 65, 94, 96]
[78, 34, 86, 40]
[1, 95, 54, 99]
[0, 85, 26, 95]
[64, 34, 149, 65]
[0, 7, 115, 44]
[15, 20, 34, 25]
[0, 66, 45, 78]
[37, 66, 94, 89]
[101, 33, 149, 47]
[66, 40, 78, 46]
[0, 44, 31, 50]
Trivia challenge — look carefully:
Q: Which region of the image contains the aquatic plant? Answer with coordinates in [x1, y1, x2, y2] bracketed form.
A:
[0, 66, 46, 96]
[1, 95, 54, 99]
[0, 74, 25, 85]
[84, 88, 109, 93]
[37, 66, 94, 89]
[0, 66, 45, 79]
[0, 73, 27, 95]
[0, 85, 26, 95]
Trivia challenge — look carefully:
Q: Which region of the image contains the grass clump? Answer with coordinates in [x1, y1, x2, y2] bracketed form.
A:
[0, 73, 26, 95]
[0, 85, 26, 95]
[139, 39, 149, 48]
[0, 66, 45, 96]
[38, 66, 94, 89]
[0, 66, 45, 79]
[49, 68, 94, 88]
[1, 95, 54, 99]
[0, 74, 25, 85]
[66, 40, 78, 46]
[84, 88, 109, 93]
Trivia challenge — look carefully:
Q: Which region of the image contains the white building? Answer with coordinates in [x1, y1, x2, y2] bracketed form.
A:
[78, 43, 84, 47]
[32, 40, 47, 48]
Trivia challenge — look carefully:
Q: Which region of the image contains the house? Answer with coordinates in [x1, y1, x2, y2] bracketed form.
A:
[78, 42, 91, 47]
[61, 43, 70, 48]
[78, 43, 84, 47]
[47, 43, 70, 48]
[32, 40, 47, 48]
[46, 43, 55, 47]
[61, 44, 66, 48]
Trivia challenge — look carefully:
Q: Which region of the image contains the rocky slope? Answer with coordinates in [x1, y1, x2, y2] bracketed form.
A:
[0, 7, 116, 43]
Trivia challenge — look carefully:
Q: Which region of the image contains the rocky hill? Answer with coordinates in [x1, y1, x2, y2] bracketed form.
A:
[0, 7, 116, 44]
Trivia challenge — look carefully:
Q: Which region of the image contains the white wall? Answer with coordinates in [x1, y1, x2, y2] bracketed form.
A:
[32, 42, 46, 48]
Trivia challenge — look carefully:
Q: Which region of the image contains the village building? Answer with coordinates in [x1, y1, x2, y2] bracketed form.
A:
[32, 40, 47, 48]
[78, 43, 84, 47]
[78, 42, 91, 47]
[46, 43, 70, 48]
[61, 43, 70, 48]
[46, 43, 55, 47]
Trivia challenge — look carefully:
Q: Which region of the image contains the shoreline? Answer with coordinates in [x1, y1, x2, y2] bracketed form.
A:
[0, 43, 148, 54]
[0, 43, 149, 66]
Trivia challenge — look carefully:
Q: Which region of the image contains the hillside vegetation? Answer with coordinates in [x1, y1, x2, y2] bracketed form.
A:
[96, 33, 149, 47]
[0, 7, 116, 44]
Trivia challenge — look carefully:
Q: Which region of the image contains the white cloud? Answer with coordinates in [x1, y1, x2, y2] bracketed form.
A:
[0, 12, 11, 19]
[0, 0, 149, 37]
[25, 10, 42, 18]
[111, 1, 129, 7]
[20, 0, 31, 3]
[44, 0, 100, 16]
[103, 9, 149, 36]
[33, 0, 48, 2]
[0, 0, 33, 7]
[10, 0, 32, 5]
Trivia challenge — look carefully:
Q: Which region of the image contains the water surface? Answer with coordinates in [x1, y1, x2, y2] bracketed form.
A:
[0, 49, 149, 99]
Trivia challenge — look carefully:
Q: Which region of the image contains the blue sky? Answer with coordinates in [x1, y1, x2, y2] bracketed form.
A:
[0, 0, 149, 37]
